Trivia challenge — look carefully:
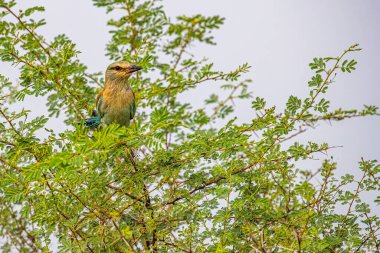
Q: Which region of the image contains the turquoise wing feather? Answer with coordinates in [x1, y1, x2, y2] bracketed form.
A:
[84, 93, 104, 128]
[130, 99, 136, 120]
[97, 95, 104, 117]
[84, 116, 101, 128]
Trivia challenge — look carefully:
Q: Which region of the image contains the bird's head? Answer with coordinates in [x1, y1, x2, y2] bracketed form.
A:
[105, 61, 142, 82]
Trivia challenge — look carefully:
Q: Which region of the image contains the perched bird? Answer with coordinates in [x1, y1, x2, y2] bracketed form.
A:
[85, 61, 142, 128]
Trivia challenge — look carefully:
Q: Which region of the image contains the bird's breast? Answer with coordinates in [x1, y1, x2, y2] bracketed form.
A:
[102, 87, 134, 126]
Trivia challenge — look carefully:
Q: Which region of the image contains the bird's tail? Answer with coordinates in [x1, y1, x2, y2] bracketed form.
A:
[84, 116, 101, 128]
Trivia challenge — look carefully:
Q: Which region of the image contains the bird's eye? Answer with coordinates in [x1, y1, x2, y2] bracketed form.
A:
[114, 66, 122, 71]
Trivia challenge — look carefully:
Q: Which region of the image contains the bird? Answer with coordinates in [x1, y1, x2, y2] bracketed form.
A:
[85, 61, 142, 128]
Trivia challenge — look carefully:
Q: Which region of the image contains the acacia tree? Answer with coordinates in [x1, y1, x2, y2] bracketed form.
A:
[0, 0, 379, 252]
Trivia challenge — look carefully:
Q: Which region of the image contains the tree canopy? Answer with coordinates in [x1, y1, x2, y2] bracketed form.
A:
[0, 0, 379, 252]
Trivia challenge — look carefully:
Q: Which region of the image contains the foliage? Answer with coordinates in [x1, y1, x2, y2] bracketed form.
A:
[0, 0, 379, 252]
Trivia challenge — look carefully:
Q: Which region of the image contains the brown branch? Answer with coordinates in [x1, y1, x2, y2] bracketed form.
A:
[0, 155, 21, 171]
[42, 173, 95, 253]
[164, 144, 335, 206]
[105, 183, 144, 203]
[1, 6, 90, 116]
[2, 5, 52, 59]
[0, 108, 22, 137]
[84, 73, 104, 88]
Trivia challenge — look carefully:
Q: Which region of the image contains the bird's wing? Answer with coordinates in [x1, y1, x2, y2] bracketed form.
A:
[130, 92, 136, 120]
[130, 100, 136, 119]
[96, 91, 104, 116]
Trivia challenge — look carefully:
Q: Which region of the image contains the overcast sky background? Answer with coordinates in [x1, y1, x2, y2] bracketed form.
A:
[0, 1, 379, 251]
[2, 1, 379, 205]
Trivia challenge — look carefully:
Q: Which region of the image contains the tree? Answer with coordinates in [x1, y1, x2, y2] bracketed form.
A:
[0, 0, 379, 252]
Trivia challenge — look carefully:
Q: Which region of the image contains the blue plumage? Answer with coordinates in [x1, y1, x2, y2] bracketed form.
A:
[84, 116, 101, 128]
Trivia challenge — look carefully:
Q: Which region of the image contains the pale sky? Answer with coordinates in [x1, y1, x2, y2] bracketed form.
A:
[2, 0, 380, 200]
[0, 1, 379, 251]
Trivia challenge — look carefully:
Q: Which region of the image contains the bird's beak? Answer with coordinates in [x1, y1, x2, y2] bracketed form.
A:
[128, 65, 142, 73]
